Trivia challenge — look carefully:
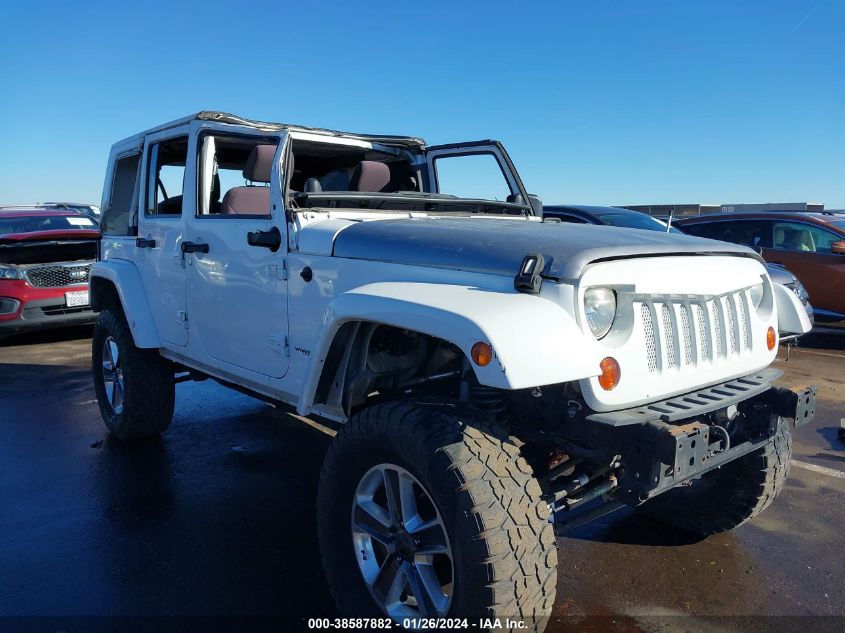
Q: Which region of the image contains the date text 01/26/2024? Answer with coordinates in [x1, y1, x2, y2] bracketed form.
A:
[307, 618, 528, 629]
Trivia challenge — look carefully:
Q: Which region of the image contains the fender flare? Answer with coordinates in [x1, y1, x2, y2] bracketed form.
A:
[297, 281, 605, 415]
[772, 282, 813, 336]
[90, 260, 161, 348]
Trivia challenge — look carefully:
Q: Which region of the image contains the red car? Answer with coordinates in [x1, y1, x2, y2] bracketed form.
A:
[0, 208, 99, 336]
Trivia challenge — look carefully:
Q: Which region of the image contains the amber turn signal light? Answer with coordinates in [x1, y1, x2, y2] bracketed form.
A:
[766, 326, 776, 351]
[598, 357, 621, 391]
[471, 342, 493, 367]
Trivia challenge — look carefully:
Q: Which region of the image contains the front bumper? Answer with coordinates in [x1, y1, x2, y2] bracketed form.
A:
[0, 296, 95, 334]
[563, 370, 816, 505]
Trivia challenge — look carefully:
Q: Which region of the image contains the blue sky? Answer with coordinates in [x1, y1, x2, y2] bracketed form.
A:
[1, 0, 843, 207]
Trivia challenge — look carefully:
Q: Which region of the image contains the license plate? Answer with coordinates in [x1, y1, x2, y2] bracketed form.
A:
[65, 290, 90, 308]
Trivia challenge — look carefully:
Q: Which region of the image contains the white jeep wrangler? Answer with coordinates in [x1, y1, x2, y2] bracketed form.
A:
[91, 112, 815, 630]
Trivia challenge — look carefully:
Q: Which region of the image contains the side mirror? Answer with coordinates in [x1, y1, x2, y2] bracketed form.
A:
[527, 194, 543, 216]
[831, 241, 845, 255]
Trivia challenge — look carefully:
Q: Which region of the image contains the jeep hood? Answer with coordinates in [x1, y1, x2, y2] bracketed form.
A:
[331, 217, 762, 280]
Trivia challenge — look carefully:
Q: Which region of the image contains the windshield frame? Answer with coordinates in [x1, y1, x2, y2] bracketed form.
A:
[292, 191, 530, 216]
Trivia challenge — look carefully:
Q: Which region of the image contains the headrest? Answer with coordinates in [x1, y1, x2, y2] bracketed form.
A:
[349, 161, 390, 192]
[243, 144, 277, 183]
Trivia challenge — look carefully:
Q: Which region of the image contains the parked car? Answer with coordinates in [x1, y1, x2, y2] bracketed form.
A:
[0, 208, 98, 335]
[544, 205, 814, 338]
[543, 204, 687, 233]
[676, 212, 845, 323]
[90, 112, 814, 629]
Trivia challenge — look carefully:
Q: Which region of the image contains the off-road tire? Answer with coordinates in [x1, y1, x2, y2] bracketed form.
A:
[639, 416, 792, 536]
[92, 308, 175, 439]
[317, 401, 557, 631]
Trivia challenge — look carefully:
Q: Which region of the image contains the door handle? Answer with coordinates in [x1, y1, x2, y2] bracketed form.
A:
[181, 241, 209, 254]
[247, 226, 282, 252]
[135, 237, 156, 248]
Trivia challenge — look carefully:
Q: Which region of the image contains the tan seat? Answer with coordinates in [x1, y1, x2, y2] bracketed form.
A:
[220, 144, 276, 215]
[349, 161, 390, 192]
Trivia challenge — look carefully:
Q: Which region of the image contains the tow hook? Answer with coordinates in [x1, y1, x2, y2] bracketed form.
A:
[769, 385, 817, 427]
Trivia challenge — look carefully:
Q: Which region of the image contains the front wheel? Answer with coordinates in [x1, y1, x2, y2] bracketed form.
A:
[92, 309, 175, 439]
[317, 401, 557, 631]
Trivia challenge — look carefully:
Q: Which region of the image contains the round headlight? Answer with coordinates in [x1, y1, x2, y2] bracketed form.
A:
[749, 282, 764, 310]
[584, 288, 616, 339]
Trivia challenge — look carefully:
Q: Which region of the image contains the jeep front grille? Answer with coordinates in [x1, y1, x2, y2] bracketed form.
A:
[24, 264, 91, 288]
[639, 291, 752, 373]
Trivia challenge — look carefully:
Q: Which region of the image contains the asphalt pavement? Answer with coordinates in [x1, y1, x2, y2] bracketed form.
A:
[0, 325, 843, 632]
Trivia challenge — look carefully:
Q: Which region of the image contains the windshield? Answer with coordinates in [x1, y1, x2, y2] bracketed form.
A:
[289, 139, 529, 216]
[598, 212, 683, 233]
[0, 215, 97, 236]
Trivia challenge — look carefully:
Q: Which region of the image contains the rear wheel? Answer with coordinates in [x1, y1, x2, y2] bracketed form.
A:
[639, 416, 792, 536]
[317, 401, 557, 631]
[92, 309, 175, 439]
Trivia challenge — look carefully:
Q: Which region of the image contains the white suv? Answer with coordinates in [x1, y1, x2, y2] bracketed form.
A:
[90, 112, 815, 631]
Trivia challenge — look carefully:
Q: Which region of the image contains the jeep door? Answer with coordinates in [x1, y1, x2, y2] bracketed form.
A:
[183, 124, 290, 379]
[135, 128, 192, 347]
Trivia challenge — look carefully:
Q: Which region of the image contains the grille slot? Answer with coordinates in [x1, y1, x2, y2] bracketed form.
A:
[41, 306, 89, 316]
[694, 303, 710, 362]
[710, 300, 726, 358]
[726, 296, 739, 354]
[680, 305, 694, 366]
[25, 264, 91, 288]
[641, 304, 658, 373]
[660, 303, 677, 368]
[737, 293, 750, 350]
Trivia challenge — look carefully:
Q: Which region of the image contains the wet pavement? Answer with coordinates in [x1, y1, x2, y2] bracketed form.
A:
[0, 325, 843, 632]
